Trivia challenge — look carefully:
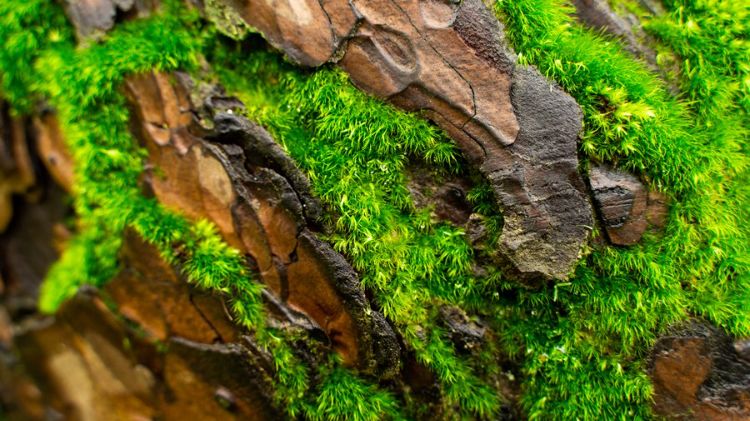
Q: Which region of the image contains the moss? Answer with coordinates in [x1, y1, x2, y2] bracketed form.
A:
[211, 42, 502, 418]
[646, 0, 750, 117]
[31, 4, 208, 312]
[0, 2, 409, 420]
[305, 357, 405, 421]
[491, 0, 749, 418]
[204, 0, 252, 41]
[0, 0, 72, 114]
[0, 0, 747, 420]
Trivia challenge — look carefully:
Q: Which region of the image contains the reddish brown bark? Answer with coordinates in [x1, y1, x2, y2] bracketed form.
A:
[124, 71, 399, 374]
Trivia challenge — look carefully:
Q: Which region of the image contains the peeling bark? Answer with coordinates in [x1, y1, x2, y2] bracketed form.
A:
[218, 0, 594, 281]
[106, 230, 243, 344]
[650, 321, 750, 420]
[123, 71, 399, 374]
[590, 165, 668, 246]
[8, 288, 280, 420]
[58, 0, 597, 280]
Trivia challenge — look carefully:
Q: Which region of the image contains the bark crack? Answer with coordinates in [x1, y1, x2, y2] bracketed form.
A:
[386, 0, 478, 125]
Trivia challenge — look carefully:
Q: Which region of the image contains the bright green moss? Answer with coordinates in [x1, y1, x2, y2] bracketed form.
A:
[647, 1, 750, 117]
[305, 358, 404, 421]
[32, 5, 207, 312]
[0, 0, 72, 114]
[1, 0, 747, 420]
[0, 3, 408, 420]
[492, 0, 749, 418]
[211, 43, 503, 418]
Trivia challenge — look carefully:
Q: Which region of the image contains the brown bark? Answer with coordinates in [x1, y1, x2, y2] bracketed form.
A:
[218, 0, 594, 281]
[589, 165, 667, 246]
[650, 322, 750, 420]
[11, 286, 279, 420]
[0, 102, 36, 232]
[123, 70, 399, 375]
[33, 113, 75, 193]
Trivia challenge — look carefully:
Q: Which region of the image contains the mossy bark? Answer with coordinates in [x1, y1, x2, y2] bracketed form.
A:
[1, 0, 749, 420]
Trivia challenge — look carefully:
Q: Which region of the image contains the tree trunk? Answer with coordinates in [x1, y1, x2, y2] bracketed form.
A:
[1, 0, 748, 420]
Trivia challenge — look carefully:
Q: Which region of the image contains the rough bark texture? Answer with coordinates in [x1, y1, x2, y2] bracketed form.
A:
[220, 0, 594, 281]
[5, 275, 280, 420]
[0, 0, 711, 420]
[0, 178, 302, 420]
[124, 70, 399, 374]
[590, 165, 668, 246]
[650, 322, 750, 420]
[32, 113, 75, 193]
[63, 0, 155, 39]
[0, 103, 36, 232]
[107, 230, 245, 344]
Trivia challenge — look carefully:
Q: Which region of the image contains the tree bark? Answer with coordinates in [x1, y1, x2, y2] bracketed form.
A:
[0, 0, 746, 420]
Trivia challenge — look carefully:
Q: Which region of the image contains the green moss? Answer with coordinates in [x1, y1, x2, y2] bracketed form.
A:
[31, 5, 208, 312]
[0, 3, 401, 420]
[1, 0, 747, 420]
[491, 0, 749, 418]
[646, 0, 750, 118]
[305, 358, 404, 421]
[211, 42, 502, 418]
[0, 1, 72, 114]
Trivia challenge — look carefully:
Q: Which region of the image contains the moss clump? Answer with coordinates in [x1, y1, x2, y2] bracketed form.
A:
[0, 0, 747, 420]
[0, 3, 405, 420]
[646, 1, 750, 118]
[492, 0, 749, 418]
[211, 43, 502, 417]
[0, 1, 71, 114]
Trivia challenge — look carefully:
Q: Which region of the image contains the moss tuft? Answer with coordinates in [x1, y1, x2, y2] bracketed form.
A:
[0, 0, 747, 419]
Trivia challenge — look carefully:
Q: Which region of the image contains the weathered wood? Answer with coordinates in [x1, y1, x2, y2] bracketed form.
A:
[123, 71, 399, 374]
[0, 2, 693, 419]
[33, 113, 75, 193]
[650, 321, 750, 420]
[6, 288, 280, 420]
[590, 165, 668, 246]
[218, 0, 594, 281]
[56, 0, 598, 280]
[106, 230, 243, 344]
